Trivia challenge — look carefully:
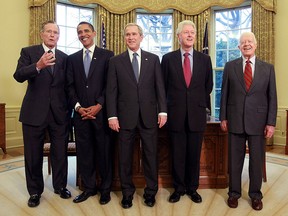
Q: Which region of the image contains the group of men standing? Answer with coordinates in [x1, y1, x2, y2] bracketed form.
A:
[14, 18, 277, 212]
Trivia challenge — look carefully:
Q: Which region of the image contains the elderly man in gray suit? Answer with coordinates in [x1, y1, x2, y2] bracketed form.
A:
[220, 32, 277, 211]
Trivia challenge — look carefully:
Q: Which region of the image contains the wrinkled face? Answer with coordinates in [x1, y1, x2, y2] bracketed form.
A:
[238, 35, 257, 59]
[178, 24, 196, 50]
[77, 24, 96, 48]
[124, 25, 143, 52]
[40, 23, 59, 49]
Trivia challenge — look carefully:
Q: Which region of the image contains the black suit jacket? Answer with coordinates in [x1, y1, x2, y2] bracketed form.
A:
[161, 49, 213, 132]
[220, 57, 277, 135]
[66, 46, 114, 126]
[14, 45, 68, 126]
[106, 50, 167, 129]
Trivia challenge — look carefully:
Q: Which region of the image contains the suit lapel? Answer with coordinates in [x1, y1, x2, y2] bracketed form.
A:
[138, 50, 149, 84]
[174, 49, 187, 87]
[120, 51, 138, 83]
[36, 45, 53, 77]
[249, 58, 261, 93]
[87, 46, 99, 79]
[234, 58, 247, 91]
[75, 49, 87, 81]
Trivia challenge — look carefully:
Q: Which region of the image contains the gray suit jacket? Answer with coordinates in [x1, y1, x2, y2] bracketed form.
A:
[220, 57, 277, 135]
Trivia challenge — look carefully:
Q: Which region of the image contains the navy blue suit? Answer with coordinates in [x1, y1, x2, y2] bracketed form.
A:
[161, 49, 213, 193]
[66, 46, 114, 194]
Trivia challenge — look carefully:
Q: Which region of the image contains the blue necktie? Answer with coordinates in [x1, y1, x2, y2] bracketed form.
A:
[132, 53, 139, 82]
[84, 49, 91, 77]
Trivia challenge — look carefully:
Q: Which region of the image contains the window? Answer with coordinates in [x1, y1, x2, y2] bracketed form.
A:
[56, 3, 95, 55]
[212, 6, 251, 119]
[137, 12, 173, 60]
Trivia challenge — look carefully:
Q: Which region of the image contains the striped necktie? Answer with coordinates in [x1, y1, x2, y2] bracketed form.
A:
[244, 60, 252, 91]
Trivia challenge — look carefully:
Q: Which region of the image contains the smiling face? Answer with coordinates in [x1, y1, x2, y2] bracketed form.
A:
[177, 24, 196, 51]
[77, 23, 96, 49]
[40, 23, 59, 49]
[124, 25, 143, 52]
[238, 33, 257, 59]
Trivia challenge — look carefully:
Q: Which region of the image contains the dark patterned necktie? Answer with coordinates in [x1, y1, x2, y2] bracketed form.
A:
[48, 50, 54, 74]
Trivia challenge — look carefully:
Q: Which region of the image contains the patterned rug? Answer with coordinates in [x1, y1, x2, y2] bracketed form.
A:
[1, 152, 287, 173]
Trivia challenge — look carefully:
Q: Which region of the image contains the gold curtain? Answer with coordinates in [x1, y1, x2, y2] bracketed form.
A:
[29, 0, 56, 45]
[252, 0, 275, 64]
[66, 0, 275, 15]
[173, 9, 211, 51]
[96, 5, 136, 55]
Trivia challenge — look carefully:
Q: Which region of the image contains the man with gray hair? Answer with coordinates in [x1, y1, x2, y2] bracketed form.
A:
[220, 31, 277, 211]
[14, 20, 71, 207]
[161, 20, 213, 203]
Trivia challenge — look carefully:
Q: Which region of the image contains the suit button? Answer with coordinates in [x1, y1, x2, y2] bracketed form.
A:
[86, 85, 88, 88]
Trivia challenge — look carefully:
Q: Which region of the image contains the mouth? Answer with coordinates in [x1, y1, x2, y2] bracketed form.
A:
[81, 37, 89, 42]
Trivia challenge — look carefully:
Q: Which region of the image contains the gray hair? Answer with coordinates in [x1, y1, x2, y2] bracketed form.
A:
[239, 32, 257, 45]
[176, 20, 197, 35]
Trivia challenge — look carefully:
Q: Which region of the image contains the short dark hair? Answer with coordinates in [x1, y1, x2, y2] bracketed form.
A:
[77, 21, 95, 32]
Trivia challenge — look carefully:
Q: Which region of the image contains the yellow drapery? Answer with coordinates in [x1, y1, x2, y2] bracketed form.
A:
[96, 6, 135, 55]
[28, 0, 276, 63]
[28, 0, 276, 14]
[29, 0, 56, 45]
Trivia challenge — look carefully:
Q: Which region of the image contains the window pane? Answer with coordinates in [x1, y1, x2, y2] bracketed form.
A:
[137, 13, 172, 60]
[213, 6, 251, 118]
[56, 3, 94, 55]
[216, 51, 227, 67]
[215, 70, 223, 89]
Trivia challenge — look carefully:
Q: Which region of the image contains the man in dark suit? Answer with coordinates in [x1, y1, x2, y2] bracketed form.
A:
[13, 21, 71, 207]
[161, 20, 213, 204]
[220, 32, 277, 211]
[106, 23, 167, 208]
[66, 22, 114, 205]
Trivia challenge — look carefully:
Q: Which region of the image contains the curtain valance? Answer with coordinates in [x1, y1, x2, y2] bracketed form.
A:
[28, 0, 276, 14]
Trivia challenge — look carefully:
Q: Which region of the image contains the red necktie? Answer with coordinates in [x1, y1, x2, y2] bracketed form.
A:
[244, 60, 252, 91]
[183, 52, 191, 87]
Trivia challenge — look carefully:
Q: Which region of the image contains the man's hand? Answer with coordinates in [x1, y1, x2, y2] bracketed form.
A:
[78, 104, 102, 120]
[158, 115, 167, 128]
[108, 118, 120, 132]
[36, 51, 56, 70]
[264, 125, 275, 138]
[220, 120, 228, 132]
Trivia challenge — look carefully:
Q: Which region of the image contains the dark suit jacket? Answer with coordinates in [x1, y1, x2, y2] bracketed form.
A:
[106, 49, 167, 129]
[66, 46, 114, 126]
[14, 45, 68, 126]
[220, 57, 277, 135]
[161, 49, 213, 132]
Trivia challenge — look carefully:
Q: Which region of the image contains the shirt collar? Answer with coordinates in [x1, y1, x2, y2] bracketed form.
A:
[128, 48, 141, 58]
[242, 55, 256, 65]
[42, 43, 55, 53]
[83, 44, 96, 55]
[180, 48, 193, 57]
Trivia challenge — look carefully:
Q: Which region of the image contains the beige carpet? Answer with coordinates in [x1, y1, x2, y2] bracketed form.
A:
[0, 153, 288, 216]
